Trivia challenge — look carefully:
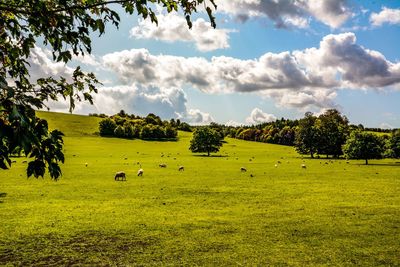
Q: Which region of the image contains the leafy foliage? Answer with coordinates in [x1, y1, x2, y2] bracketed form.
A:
[0, 0, 216, 179]
[98, 112, 178, 140]
[295, 112, 319, 158]
[387, 130, 400, 158]
[189, 127, 223, 156]
[343, 131, 384, 164]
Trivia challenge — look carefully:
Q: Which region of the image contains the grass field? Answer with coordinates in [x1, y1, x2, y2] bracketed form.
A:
[0, 111, 399, 266]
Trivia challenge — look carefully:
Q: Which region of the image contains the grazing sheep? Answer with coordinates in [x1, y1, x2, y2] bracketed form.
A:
[250, 174, 254, 177]
[277, 161, 281, 164]
[159, 163, 167, 168]
[240, 167, 247, 172]
[301, 164, 307, 169]
[115, 171, 126, 181]
[274, 164, 278, 168]
[179, 166, 184, 171]
[85, 163, 88, 167]
[137, 169, 144, 176]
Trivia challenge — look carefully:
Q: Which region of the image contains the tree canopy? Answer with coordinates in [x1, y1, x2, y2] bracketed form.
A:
[189, 127, 223, 156]
[343, 131, 384, 165]
[0, 0, 216, 179]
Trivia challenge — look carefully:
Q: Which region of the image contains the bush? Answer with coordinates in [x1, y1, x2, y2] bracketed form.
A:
[99, 118, 117, 136]
[114, 125, 125, 138]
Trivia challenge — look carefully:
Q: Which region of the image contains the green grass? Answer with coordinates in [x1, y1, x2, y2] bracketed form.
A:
[1, 111, 399, 266]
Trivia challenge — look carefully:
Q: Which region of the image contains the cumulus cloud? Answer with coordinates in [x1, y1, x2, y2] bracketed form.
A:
[28, 46, 74, 81]
[218, 0, 352, 28]
[245, 108, 277, 124]
[370, 7, 400, 26]
[225, 120, 243, 127]
[130, 12, 233, 52]
[102, 32, 400, 110]
[45, 85, 213, 124]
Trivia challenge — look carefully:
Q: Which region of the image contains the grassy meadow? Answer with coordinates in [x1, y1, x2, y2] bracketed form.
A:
[0, 111, 399, 266]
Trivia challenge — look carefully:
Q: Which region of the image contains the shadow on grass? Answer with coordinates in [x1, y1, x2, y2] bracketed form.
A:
[192, 154, 229, 158]
[0, 230, 159, 266]
[362, 163, 400, 167]
[0, 192, 6, 204]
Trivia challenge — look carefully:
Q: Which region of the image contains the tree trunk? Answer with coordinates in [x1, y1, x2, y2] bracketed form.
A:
[310, 151, 314, 158]
[365, 158, 368, 165]
[207, 150, 210, 156]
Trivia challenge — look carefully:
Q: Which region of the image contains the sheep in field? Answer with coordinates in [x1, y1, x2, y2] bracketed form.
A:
[240, 167, 247, 172]
[115, 171, 126, 181]
[301, 164, 307, 169]
[179, 166, 184, 171]
[85, 162, 88, 167]
[159, 163, 167, 168]
[137, 169, 144, 176]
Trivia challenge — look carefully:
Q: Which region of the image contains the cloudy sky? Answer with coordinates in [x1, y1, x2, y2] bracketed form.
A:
[36, 0, 400, 128]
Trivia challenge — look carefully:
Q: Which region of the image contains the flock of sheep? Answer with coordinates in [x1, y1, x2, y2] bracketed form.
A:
[114, 164, 185, 181]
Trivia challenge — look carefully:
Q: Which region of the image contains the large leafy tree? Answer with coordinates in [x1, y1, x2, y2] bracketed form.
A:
[0, 0, 216, 179]
[189, 126, 223, 156]
[387, 130, 400, 158]
[315, 109, 349, 158]
[294, 112, 319, 158]
[343, 131, 384, 165]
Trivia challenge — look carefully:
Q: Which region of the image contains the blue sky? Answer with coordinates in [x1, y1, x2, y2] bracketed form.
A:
[36, 0, 400, 128]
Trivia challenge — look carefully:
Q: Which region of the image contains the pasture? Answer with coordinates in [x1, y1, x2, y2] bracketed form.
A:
[0, 111, 399, 266]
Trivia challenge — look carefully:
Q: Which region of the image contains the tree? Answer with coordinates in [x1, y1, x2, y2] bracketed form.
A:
[0, 0, 216, 179]
[99, 118, 117, 136]
[343, 131, 384, 165]
[315, 109, 349, 158]
[189, 127, 223, 156]
[295, 112, 318, 158]
[387, 130, 400, 158]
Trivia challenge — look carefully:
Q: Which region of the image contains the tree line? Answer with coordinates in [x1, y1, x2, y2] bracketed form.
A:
[294, 110, 400, 164]
[200, 110, 399, 164]
[97, 110, 192, 140]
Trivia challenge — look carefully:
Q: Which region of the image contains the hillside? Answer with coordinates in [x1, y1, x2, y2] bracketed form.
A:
[0, 111, 399, 266]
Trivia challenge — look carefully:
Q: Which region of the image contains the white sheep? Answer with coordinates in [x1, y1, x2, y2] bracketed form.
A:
[137, 169, 144, 176]
[85, 163, 88, 167]
[159, 163, 167, 168]
[179, 166, 184, 171]
[301, 164, 307, 169]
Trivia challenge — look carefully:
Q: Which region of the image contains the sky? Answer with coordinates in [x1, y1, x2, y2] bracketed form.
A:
[33, 0, 400, 128]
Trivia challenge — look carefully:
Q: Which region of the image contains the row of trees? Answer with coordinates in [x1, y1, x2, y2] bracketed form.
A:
[295, 110, 400, 163]
[98, 112, 181, 140]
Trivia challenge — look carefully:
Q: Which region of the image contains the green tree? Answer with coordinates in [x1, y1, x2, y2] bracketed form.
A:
[189, 127, 223, 156]
[114, 125, 125, 138]
[343, 131, 384, 165]
[0, 0, 216, 179]
[295, 112, 318, 158]
[316, 109, 349, 158]
[388, 130, 400, 158]
[99, 118, 117, 136]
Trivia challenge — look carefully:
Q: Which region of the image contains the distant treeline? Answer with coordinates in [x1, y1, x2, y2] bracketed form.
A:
[203, 109, 400, 160]
[96, 110, 191, 140]
[205, 119, 298, 146]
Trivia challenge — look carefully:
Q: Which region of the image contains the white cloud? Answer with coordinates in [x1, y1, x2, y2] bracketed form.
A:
[45, 85, 213, 124]
[130, 12, 233, 52]
[370, 7, 400, 26]
[380, 122, 393, 129]
[28, 46, 74, 81]
[102, 32, 400, 110]
[217, 0, 352, 28]
[245, 108, 276, 124]
[225, 120, 243, 127]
